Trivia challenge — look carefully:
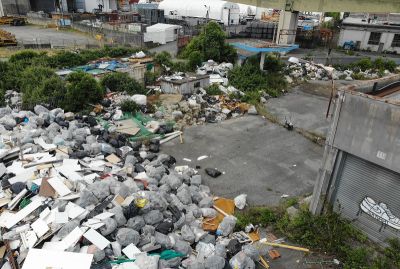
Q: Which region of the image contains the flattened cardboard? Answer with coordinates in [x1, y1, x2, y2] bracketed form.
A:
[38, 178, 56, 198]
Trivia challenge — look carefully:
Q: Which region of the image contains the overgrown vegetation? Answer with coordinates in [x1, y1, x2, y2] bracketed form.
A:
[235, 200, 400, 269]
[64, 72, 104, 112]
[228, 54, 287, 103]
[0, 47, 145, 111]
[335, 57, 397, 75]
[205, 84, 222, 95]
[120, 99, 140, 114]
[181, 21, 237, 64]
[101, 72, 145, 94]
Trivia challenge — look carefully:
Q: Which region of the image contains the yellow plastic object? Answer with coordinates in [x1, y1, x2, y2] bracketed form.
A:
[135, 198, 148, 208]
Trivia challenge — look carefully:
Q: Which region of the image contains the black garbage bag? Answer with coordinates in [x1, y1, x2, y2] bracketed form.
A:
[205, 168, 222, 178]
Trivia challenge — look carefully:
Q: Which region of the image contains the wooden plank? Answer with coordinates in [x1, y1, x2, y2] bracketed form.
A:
[203, 198, 235, 231]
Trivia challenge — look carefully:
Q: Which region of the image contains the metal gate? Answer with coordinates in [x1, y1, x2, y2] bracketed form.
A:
[332, 153, 400, 244]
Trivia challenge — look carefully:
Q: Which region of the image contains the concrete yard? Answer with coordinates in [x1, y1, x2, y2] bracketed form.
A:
[162, 115, 323, 206]
[265, 85, 331, 136]
[0, 25, 96, 47]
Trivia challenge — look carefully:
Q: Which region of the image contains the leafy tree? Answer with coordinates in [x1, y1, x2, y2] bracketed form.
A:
[64, 72, 104, 112]
[100, 72, 145, 94]
[187, 51, 203, 71]
[182, 21, 237, 63]
[48, 51, 85, 69]
[154, 51, 173, 72]
[19, 66, 64, 109]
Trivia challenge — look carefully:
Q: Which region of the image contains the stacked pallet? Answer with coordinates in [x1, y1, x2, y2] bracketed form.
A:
[0, 29, 17, 46]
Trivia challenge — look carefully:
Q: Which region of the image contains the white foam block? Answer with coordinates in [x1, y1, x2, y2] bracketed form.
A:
[5, 198, 44, 229]
[22, 248, 93, 269]
[122, 243, 142, 259]
[55, 211, 69, 224]
[66, 202, 86, 219]
[31, 218, 49, 238]
[83, 229, 110, 250]
[60, 227, 86, 250]
[48, 177, 71, 197]
[93, 212, 114, 221]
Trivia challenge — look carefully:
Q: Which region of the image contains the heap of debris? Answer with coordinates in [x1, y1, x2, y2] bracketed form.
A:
[108, 90, 253, 130]
[286, 62, 395, 82]
[0, 100, 270, 269]
[197, 60, 234, 86]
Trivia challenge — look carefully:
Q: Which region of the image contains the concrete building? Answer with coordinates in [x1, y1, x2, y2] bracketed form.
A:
[160, 74, 210, 95]
[338, 17, 400, 53]
[144, 23, 181, 45]
[158, 0, 240, 26]
[311, 76, 400, 244]
[0, 0, 30, 16]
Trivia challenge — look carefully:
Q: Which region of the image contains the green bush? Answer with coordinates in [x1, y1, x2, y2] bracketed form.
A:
[205, 84, 222, 95]
[64, 72, 104, 112]
[100, 72, 145, 94]
[187, 51, 203, 71]
[277, 208, 367, 254]
[9, 50, 42, 65]
[144, 71, 159, 86]
[350, 58, 372, 71]
[182, 21, 237, 63]
[48, 51, 85, 68]
[264, 54, 285, 73]
[384, 238, 400, 268]
[120, 99, 139, 114]
[154, 51, 173, 73]
[351, 72, 367, 80]
[228, 56, 286, 98]
[20, 66, 64, 109]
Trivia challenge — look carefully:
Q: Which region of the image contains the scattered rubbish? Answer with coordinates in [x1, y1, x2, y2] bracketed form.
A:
[197, 155, 208, 161]
[205, 168, 222, 178]
[260, 238, 310, 252]
[281, 194, 290, 198]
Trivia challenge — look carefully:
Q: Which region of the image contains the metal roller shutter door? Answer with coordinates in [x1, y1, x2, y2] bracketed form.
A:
[332, 153, 400, 244]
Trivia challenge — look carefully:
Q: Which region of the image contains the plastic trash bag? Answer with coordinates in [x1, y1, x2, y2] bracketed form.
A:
[205, 168, 222, 178]
[234, 194, 247, 210]
[217, 216, 237, 236]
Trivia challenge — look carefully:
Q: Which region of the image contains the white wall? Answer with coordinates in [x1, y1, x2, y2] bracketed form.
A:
[339, 28, 400, 53]
[144, 25, 180, 44]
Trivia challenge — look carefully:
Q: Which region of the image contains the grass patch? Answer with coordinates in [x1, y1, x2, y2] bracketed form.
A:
[235, 207, 279, 230]
[236, 202, 400, 269]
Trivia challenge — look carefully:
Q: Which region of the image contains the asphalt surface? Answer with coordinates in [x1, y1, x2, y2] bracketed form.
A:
[162, 115, 323, 206]
[0, 25, 96, 47]
[265, 86, 331, 136]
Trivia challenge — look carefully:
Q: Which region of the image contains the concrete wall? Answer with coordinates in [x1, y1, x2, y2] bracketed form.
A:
[0, 0, 30, 16]
[338, 27, 400, 53]
[160, 78, 209, 94]
[332, 92, 400, 174]
[310, 86, 400, 214]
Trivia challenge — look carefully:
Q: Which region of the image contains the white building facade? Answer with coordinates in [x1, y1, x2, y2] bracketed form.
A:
[338, 17, 400, 54]
[158, 0, 240, 26]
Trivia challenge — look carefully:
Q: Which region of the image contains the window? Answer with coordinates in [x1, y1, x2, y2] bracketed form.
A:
[368, 32, 381, 45]
[392, 34, 400, 47]
[194, 82, 201, 88]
